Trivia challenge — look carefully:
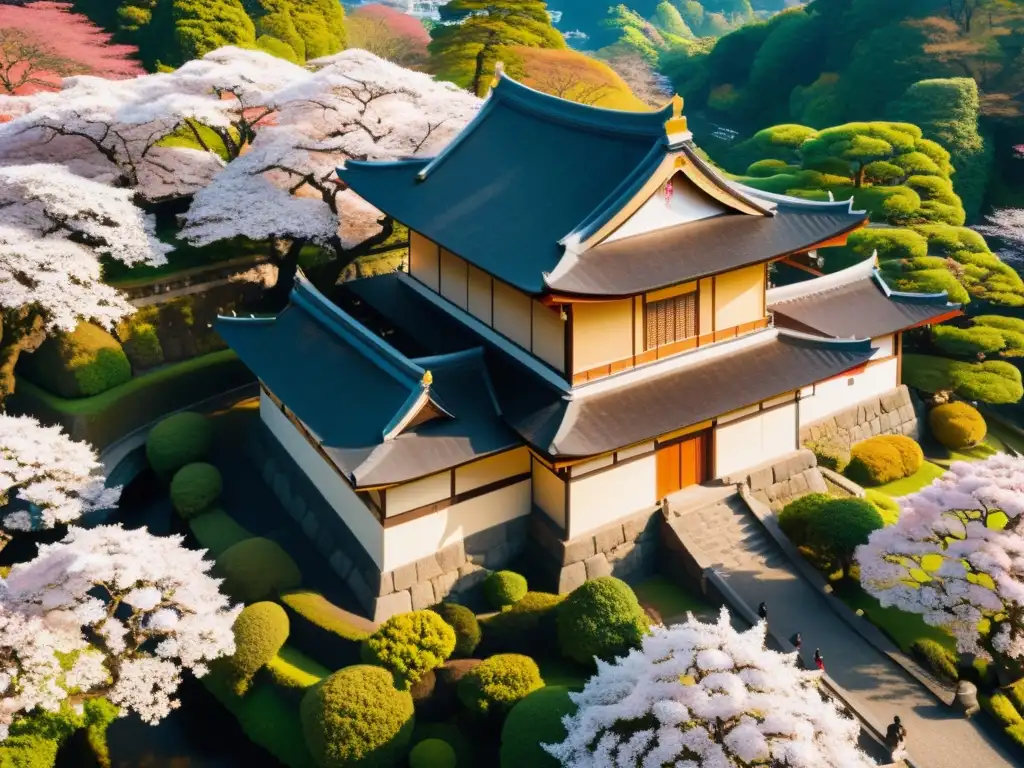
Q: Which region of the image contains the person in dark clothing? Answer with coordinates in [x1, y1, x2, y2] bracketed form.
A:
[758, 602, 768, 621]
[885, 716, 907, 760]
[790, 632, 802, 651]
[814, 648, 825, 671]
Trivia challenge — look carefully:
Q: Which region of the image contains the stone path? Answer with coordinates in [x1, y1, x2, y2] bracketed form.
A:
[672, 495, 1017, 768]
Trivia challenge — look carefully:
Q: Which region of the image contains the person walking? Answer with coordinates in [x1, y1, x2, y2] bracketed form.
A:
[885, 716, 908, 762]
[791, 632, 805, 669]
[758, 602, 768, 621]
[814, 648, 825, 672]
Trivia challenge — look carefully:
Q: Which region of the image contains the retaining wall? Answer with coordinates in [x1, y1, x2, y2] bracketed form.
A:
[801, 385, 922, 453]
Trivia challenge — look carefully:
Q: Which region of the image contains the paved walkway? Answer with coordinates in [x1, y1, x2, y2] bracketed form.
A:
[673, 495, 1016, 768]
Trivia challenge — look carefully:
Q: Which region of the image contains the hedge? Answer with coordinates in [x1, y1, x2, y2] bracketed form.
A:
[483, 571, 528, 610]
[457, 653, 544, 717]
[279, 589, 373, 669]
[929, 402, 987, 449]
[989, 693, 1024, 727]
[301, 665, 415, 768]
[846, 436, 920, 486]
[266, 645, 331, 691]
[9, 350, 253, 452]
[910, 639, 958, 685]
[190, 509, 252, 557]
[170, 462, 223, 518]
[904, 354, 1023, 405]
[557, 577, 650, 664]
[778, 493, 830, 547]
[883, 435, 924, 476]
[363, 610, 456, 689]
[216, 538, 302, 603]
[482, 592, 565, 655]
[430, 603, 481, 658]
[499, 685, 576, 768]
[147, 411, 214, 479]
[221, 601, 291, 696]
[408, 738, 456, 768]
[18, 322, 131, 399]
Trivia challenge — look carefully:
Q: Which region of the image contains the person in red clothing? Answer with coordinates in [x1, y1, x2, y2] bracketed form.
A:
[814, 648, 825, 671]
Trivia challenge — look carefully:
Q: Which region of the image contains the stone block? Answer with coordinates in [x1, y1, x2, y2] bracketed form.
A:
[392, 562, 418, 592]
[416, 554, 443, 583]
[808, 424, 821, 441]
[272, 474, 291, 505]
[410, 581, 435, 610]
[752, 489, 771, 507]
[465, 524, 505, 556]
[301, 510, 320, 539]
[483, 543, 509, 569]
[772, 462, 791, 484]
[835, 409, 857, 430]
[870, 417, 881, 435]
[595, 524, 626, 554]
[584, 553, 612, 579]
[437, 540, 466, 573]
[806, 470, 828, 495]
[880, 391, 898, 413]
[563, 536, 596, 566]
[608, 541, 635, 564]
[506, 515, 531, 542]
[898, 404, 914, 423]
[432, 570, 459, 601]
[316, 530, 335, 559]
[346, 569, 374, 610]
[896, 385, 911, 407]
[287, 496, 306, 522]
[377, 571, 394, 597]
[622, 510, 657, 542]
[329, 549, 352, 579]
[788, 472, 809, 496]
[373, 590, 412, 622]
[857, 403, 869, 424]
[868, 399, 882, 419]
[765, 482, 782, 501]
[557, 561, 587, 594]
[748, 466, 774, 493]
[455, 563, 488, 593]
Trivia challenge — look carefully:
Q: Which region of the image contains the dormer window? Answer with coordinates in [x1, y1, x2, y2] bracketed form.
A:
[646, 292, 697, 350]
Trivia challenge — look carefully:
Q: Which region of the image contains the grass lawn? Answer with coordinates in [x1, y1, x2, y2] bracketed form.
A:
[831, 579, 957, 655]
[870, 460, 946, 499]
[536, 656, 590, 690]
[633, 575, 713, 622]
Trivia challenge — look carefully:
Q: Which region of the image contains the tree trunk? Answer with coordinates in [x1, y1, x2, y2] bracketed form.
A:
[263, 239, 306, 312]
[308, 216, 397, 295]
[854, 164, 865, 188]
[472, 45, 488, 97]
[0, 307, 47, 406]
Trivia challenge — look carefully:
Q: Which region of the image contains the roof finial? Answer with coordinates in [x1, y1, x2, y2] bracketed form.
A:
[421, 370, 433, 387]
[490, 61, 505, 89]
[664, 94, 688, 140]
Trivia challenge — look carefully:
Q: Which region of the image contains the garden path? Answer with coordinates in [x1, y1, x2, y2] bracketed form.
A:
[672, 495, 1016, 768]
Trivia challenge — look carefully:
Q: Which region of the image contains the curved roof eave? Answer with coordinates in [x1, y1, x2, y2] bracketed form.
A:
[726, 179, 868, 216]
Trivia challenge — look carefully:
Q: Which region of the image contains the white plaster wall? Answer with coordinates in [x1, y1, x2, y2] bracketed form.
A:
[568, 455, 657, 538]
[604, 173, 725, 244]
[439, 249, 468, 310]
[715, 403, 798, 477]
[454, 448, 530, 494]
[493, 281, 532, 349]
[532, 459, 566, 529]
[409, 232, 439, 292]
[260, 394, 384, 568]
[385, 470, 451, 516]
[467, 265, 492, 324]
[531, 301, 566, 372]
[760, 402, 798, 460]
[381, 480, 531, 572]
[798, 358, 899, 426]
[871, 334, 894, 359]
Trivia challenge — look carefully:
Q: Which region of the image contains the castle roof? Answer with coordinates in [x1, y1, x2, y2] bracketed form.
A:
[767, 256, 962, 339]
[338, 75, 866, 298]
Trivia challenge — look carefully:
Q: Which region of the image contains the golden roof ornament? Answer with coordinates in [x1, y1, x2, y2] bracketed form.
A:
[422, 370, 433, 387]
[664, 94, 688, 137]
[490, 61, 505, 89]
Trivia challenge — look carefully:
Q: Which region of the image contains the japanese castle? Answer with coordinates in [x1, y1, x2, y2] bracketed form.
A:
[217, 72, 960, 620]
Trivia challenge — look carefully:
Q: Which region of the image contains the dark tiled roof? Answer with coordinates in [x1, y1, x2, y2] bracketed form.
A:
[338, 76, 671, 295]
[546, 202, 867, 297]
[215, 277, 517, 487]
[768, 258, 960, 339]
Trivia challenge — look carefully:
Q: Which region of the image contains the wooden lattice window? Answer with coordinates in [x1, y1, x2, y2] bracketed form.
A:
[646, 292, 697, 350]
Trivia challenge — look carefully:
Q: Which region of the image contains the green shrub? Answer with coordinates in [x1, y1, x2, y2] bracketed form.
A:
[557, 577, 650, 664]
[808, 498, 884, 578]
[805, 439, 849, 473]
[484, 571, 528, 609]
[844, 227, 929, 262]
[499, 685, 576, 768]
[266, 646, 331, 691]
[904, 354, 1023, 405]
[865, 489, 899, 525]
[1006, 723, 1024, 751]
[364, 611, 456, 690]
[746, 158, 795, 177]
[933, 324, 1008, 357]
[458, 653, 544, 717]
[216, 538, 302, 603]
[279, 590, 371, 669]
[409, 738, 456, 768]
[19, 322, 131, 399]
[190, 509, 252, 557]
[989, 693, 1024, 727]
[1009, 680, 1024, 715]
[846, 437, 907, 486]
[301, 665, 414, 768]
[483, 592, 565, 655]
[910, 639, 958, 684]
[879, 435, 924, 476]
[145, 411, 213, 478]
[170, 462, 223, 519]
[222, 602, 290, 696]
[929, 402, 987, 449]
[117, 317, 164, 371]
[778, 492, 831, 547]
[234, 681, 316, 767]
[430, 603, 480, 658]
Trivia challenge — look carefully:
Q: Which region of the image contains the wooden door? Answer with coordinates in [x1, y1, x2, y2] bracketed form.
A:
[656, 430, 710, 499]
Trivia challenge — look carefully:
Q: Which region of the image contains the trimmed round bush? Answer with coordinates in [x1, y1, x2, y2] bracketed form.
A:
[880, 434, 924, 476]
[170, 462, 223, 519]
[430, 603, 480, 658]
[556, 577, 650, 664]
[483, 571, 528, 609]
[19, 321, 131, 398]
[806, 439, 849, 473]
[215, 538, 302, 603]
[865, 489, 899, 526]
[845, 437, 906, 486]
[364, 610, 456, 689]
[146, 411, 213, 478]
[433, 659, 481, 718]
[457, 653, 543, 717]
[409, 738, 456, 768]
[221, 601, 290, 696]
[189, 509, 252, 558]
[777, 492, 830, 547]
[808, 498, 884, 578]
[929, 402, 987, 449]
[300, 665, 414, 768]
[483, 592, 565, 654]
[499, 685, 576, 768]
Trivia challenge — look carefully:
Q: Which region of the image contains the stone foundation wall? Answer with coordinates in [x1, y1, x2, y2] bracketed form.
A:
[529, 505, 662, 593]
[800, 385, 922, 453]
[723, 449, 828, 512]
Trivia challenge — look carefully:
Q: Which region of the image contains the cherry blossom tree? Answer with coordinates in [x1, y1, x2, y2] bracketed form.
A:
[976, 208, 1024, 255]
[544, 608, 872, 768]
[0, 524, 241, 739]
[180, 49, 481, 305]
[857, 455, 1024, 666]
[0, 163, 169, 399]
